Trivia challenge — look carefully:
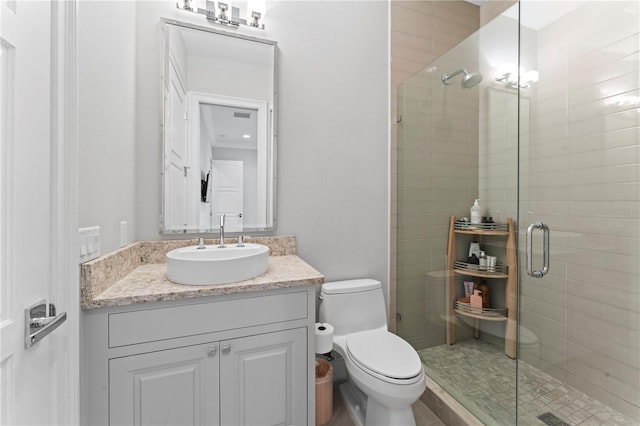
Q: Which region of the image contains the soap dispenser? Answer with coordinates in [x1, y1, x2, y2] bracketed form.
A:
[470, 199, 482, 224]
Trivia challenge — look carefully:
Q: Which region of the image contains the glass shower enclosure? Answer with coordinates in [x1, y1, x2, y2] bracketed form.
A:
[396, 2, 640, 424]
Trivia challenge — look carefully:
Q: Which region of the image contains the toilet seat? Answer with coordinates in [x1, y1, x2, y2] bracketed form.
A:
[346, 330, 423, 383]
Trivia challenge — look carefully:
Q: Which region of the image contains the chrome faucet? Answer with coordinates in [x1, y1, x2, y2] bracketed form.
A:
[237, 235, 245, 247]
[218, 214, 226, 248]
[197, 237, 206, 249]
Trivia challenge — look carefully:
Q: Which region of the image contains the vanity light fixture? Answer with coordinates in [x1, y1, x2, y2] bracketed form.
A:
[248, 0, 266, 28]
[250, 11, 262, 28]
[176, 0, 265, 30]
[495, 63, 539, 89]
[217, 2, 229, 21]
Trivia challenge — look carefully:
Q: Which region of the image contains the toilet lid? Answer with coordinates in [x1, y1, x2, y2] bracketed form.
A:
[346, 330, 422, 380]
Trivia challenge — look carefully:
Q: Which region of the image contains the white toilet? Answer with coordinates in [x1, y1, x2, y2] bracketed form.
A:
[319, 279, 426, 426]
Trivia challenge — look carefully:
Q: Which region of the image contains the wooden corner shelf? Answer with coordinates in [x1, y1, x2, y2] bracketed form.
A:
[446, 215, 517, 359]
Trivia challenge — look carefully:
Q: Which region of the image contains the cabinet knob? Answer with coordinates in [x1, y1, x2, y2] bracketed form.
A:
[207, 346, 217, 357]
[222, 344, 231, 354]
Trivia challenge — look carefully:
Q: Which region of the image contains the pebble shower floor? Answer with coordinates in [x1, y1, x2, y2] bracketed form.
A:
[418, 340, 638, 425]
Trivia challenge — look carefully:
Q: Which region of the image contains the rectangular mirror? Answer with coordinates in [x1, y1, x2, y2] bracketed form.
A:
[161, 20, 277, 234]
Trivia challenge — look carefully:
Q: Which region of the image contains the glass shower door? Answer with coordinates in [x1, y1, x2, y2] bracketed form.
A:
[396, 4, 521, 424]
[517, 1, 640, 424]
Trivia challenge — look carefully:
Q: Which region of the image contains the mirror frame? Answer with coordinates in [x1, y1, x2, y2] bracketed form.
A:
[160, 19, 278, 234]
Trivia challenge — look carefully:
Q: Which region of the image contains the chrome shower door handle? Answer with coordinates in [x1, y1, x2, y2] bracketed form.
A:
[526, 222, 550, 278]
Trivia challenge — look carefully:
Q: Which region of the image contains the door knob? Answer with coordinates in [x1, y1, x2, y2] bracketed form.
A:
[222, 343, 231, 354]
[25, 300, 67, 349]
[207, 345, 217, 357]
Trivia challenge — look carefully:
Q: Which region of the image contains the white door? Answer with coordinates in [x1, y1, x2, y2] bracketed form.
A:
[1, 1, 78, 425]
[164, 60, 188, 231]
[212, 160, 243, 232]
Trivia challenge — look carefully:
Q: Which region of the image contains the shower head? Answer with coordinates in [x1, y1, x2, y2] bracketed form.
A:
[441, 68, 483, 89]
[461, 71, 483, 88]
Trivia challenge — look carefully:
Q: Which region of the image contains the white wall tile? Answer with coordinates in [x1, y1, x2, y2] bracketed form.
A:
[395, 1, 480, 348]
[488, 1, 640, 418]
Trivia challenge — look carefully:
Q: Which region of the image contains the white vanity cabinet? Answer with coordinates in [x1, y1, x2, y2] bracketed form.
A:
[109, 342, 221, 426]
[220, 328, 307, 425]
[82, 287, 316, 426]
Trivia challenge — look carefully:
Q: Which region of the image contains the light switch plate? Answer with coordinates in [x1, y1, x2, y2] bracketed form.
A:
[79, 226, 100, 263]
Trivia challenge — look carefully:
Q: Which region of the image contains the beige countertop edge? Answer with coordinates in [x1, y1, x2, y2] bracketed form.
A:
[81, 255, 324, 310]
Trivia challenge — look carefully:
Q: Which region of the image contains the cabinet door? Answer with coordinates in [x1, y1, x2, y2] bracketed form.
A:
[109, 343, 220, 426]
[220, 328, 307, 426]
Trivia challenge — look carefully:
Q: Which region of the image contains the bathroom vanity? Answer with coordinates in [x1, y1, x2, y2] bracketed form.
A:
[80, 237, 323, 426]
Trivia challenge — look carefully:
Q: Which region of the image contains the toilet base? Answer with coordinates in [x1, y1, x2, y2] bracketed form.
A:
[365, 397, 416, 426]
[340, 381, 366, 426]
[339, 381, 417, 426]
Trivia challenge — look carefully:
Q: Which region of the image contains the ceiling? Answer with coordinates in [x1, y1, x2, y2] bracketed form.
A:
[464, 0, 588, 30]
[464, 0, 488, 6]
[200, 103, 258, 151]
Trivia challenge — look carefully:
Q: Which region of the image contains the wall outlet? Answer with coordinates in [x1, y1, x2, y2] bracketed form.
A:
[79, 226, 100, 263]
[120, 221, 127, 247]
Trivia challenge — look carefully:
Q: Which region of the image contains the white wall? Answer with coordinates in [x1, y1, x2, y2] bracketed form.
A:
[265, 1, 390, 287]
[79, 1, 389, 292]
[78, 1, 137, 252]
[188, 53, 272, 101]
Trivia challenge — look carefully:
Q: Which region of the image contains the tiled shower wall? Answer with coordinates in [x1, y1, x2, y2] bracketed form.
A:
[478, 1, 640, 420]
[476, 10, 520, 342]
[391, 0, 479, 337]
[390, 0, 514, 338]
[395, 0, 639, 420]
[397, 38, 481, 349]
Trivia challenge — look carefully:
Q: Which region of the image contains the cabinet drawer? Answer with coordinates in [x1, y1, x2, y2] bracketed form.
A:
[108, 291, 308, 348]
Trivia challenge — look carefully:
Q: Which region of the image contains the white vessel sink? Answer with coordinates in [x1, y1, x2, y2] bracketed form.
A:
[166, 243, 270, 285]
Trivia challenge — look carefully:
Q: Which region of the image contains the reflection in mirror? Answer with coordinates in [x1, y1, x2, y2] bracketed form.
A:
[161, 20, 276, 234]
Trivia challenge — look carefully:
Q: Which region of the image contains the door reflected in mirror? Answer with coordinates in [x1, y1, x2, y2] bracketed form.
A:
[161, 20, 276, 234]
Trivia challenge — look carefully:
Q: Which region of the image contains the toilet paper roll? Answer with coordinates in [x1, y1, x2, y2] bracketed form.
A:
[315, 322, 334, 354]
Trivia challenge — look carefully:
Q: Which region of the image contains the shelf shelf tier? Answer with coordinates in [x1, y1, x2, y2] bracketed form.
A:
[453, 261, 509, 279]
[454, 229, 509, 236]
[446, 215, 517, 359]
[454, 269, 509, 279]
[453, 309, 508, 322]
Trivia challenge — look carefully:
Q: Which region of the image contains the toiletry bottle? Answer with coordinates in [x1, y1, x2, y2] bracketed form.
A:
[479, 251, 487, 270]
[463, 281, 475, 298]
[467, 253, 480, 264]
[488, 256, 496, 272]
[470, 290, 483, 312]
[478, 281, 490, 308]
[487, 216, 495, 229]
[470, 199, 482, 224]
[468, 242, 481, 259]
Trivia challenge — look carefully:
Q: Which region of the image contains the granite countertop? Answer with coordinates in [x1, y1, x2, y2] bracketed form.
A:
[81, 237, 324, 310]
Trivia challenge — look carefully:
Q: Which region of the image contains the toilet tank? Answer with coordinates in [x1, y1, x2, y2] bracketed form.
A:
[319, 279, 388, 336]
